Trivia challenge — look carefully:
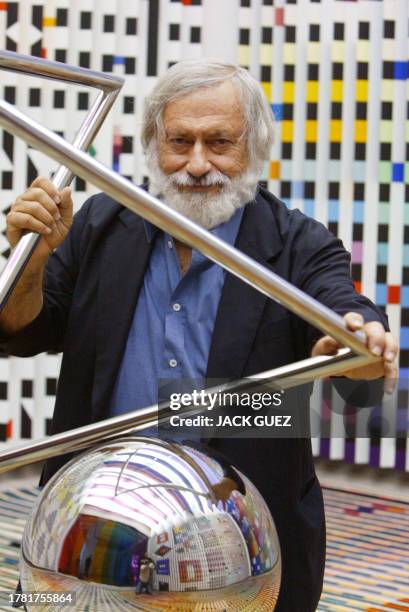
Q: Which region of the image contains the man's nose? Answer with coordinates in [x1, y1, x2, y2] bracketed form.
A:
[186, 142, 212, 177]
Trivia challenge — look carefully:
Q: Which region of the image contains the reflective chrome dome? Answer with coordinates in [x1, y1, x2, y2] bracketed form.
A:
[21, 437, 281, 610]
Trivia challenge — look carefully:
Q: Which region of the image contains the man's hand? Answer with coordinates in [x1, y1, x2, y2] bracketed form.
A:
[311, 312, 399, 394]
[7, 176, 73, 265]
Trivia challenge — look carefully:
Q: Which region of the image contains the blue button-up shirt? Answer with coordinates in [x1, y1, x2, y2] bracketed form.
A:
[110, 207, 244, 416]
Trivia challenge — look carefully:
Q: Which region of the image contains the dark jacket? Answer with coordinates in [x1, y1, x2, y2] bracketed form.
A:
[1, 187, 388, 611]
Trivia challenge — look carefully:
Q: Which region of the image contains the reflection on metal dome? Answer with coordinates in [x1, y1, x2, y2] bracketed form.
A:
[21, 437, 281, 610]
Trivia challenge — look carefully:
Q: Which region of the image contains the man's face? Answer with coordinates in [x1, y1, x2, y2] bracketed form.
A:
[146, 81, 260, 229]
[158, 81, 248, 191]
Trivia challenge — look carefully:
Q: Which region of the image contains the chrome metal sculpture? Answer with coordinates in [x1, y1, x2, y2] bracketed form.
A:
[20, 438, 281, 610]
[0, 50, 381, 473]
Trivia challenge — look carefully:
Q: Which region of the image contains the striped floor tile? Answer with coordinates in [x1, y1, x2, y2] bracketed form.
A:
[0, 486, 408, 611]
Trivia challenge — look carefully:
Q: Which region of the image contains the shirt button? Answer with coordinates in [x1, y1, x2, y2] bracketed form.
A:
[169, 359, 178, 368]
[167, 240, 173, 249]
[173, 303, 181, 312]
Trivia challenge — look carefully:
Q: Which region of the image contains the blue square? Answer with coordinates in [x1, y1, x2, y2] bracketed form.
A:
[304, 199, 315, 218]
[292, 181, 303, 199]
[353, 201, 364, 223]
[377, 243, 388, 265]
[271, 104, 283, 121]
[394, 61, 409, 80]
[113, 56, 125, 65]
[328, 200, 339, 222]
[398, 370, 409, 390]
[156, 559, 170, 575]
[392, 162, 404, 182]
[400, 327, 409, 349]
[375, 283, 387, 305]
[402, 286, 409, 306]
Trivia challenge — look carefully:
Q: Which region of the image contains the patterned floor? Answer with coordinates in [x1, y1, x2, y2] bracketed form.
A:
[0, 487, 408, 611]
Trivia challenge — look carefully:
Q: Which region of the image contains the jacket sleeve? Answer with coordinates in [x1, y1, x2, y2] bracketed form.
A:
[291, 213, 390, 407]
[0, 196, 95, 357]
[291, 212, 389, 350]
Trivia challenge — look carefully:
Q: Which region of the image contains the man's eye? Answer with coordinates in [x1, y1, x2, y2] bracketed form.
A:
[171, 138, 189, 146]
[212, 139, 230, 146]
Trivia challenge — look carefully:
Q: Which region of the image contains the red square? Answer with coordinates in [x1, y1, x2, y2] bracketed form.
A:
[0, 3, 8, 10]
[41, 48, 47, 59]
[388, 285, 400, 304]
[6, 420, 12, 439]
[354, 280, 361, 294]
[182, 0, 192, 5]
[275, 8, 284, 26]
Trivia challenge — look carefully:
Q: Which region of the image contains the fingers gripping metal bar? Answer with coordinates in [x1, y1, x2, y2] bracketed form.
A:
[0, 51, 124, 310]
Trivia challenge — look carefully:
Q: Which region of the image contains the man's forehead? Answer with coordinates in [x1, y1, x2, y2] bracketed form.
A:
[162, 82, 244, 124]
[165, 121, 243, 137]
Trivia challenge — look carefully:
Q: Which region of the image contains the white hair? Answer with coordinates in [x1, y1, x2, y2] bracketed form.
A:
[141, 58, 274, 164]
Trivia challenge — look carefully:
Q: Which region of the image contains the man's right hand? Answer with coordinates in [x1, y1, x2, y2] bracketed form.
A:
[7, 176, 73, 264]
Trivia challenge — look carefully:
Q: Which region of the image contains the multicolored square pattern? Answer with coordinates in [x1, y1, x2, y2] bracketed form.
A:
[0, 0, 408, 471]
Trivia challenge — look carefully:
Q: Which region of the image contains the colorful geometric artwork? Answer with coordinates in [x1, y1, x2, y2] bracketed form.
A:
[0, 0, 408, 472]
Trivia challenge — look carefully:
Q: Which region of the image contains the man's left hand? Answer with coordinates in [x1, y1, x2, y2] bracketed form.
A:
[311, 312, 399, 394]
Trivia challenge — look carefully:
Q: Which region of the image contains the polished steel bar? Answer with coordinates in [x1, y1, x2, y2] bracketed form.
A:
[0, 99, 379, 361]
[0, 51, 123, 310]
[0, 347, 373, 474]
[0, 50, 123, 90]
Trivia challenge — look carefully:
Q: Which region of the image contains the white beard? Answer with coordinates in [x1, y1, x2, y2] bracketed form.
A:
[145, 144, 261, 229]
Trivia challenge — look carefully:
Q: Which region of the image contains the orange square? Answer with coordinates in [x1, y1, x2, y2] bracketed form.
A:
[388, 285, 400, 304]
[0, 2, 8, 9]
[269, 161, 280, 179]
[6, 419, 12, 438]
[354, 280, 361, 294]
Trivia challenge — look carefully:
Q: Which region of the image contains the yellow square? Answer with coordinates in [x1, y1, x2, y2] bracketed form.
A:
[283, 44, 296, 63]
[238, 46, 251, 66]
[354, 120, 367, 143]
[331, 80, 343, 102]
[43, 17, 56, 27]
[330, 120, 342, 142]
[331, 41, 345, 62]
[381, 79, 394, 101]
[306, 81, 319, 103]
[283, 82, 295, 103]
[356, 40, 369, 62]
[262, 82, 272, 101]
[305, 120, 318, 142]
[269, 161, 280, 179]
[260, 45, 273, 65]
[356, 80, 368, 102]
[281, 121, 293, 142]
[306, 42, 320, 63]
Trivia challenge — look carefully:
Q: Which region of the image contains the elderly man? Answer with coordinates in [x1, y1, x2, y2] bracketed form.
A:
[0, 59, 397, 611]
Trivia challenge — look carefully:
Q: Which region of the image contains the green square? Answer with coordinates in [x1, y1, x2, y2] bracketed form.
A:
[378, 161, 391, 183]
[379, 120, 393, 142]
[404, 204, 409, 224]
[378, 203, 390, 223]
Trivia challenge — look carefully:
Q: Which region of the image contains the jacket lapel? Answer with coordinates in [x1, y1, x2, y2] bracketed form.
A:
[206, 190, 285, 379]
[92, 208, 153, 421]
